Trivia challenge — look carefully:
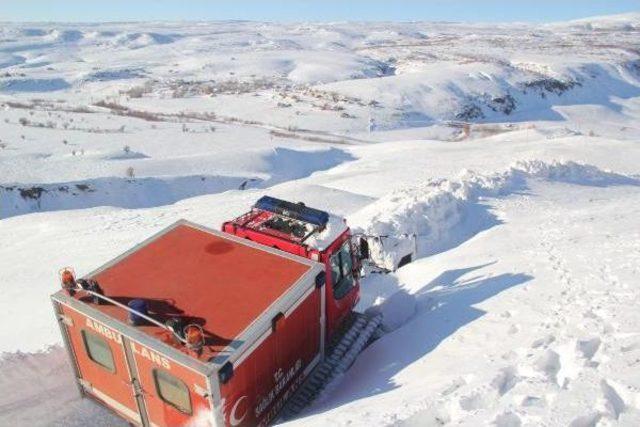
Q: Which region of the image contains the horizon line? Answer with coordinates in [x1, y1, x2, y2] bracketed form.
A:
[1, 11, 637, 26]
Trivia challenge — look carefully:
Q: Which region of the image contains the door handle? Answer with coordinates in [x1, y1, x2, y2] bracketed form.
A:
[130, 378, 146, 396]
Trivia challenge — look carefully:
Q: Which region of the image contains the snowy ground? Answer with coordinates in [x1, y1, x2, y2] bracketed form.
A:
[1, 13, 640, 427]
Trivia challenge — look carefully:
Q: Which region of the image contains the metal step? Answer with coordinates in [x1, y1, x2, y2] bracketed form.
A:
[279, 312, 383, 421]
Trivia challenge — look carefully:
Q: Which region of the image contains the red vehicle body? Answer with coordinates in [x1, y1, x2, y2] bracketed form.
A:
[51, 197, 361, 427]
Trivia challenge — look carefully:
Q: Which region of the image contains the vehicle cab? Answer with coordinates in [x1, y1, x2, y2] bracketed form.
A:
[222, 196, 361, 341]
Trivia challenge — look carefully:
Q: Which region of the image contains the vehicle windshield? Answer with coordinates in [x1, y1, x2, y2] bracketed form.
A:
[330, 242, 354, 299]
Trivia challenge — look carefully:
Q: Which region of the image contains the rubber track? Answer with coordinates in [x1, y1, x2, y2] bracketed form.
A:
[280, 313, 383, 420]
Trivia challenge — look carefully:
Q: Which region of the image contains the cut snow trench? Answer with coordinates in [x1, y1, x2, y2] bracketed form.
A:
[350, 160, 640, 272]
[0, 175, 261, 219]
[347, 160, 639, 342]
[302, 160, 640, 425]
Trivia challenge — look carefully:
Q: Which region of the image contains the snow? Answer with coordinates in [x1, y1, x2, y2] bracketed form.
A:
[1, 13, 640, 427]
[300, 180, 640, 427]
[304, 213, 348, 251]
[1, 146, 352, 218]
[349, 160, 639, 270]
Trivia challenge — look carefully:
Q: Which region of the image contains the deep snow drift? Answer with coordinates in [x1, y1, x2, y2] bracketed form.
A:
[1, 12, 640, 427]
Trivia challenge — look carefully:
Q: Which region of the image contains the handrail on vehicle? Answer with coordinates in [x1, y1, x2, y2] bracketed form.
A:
[72, 285, 189, 345]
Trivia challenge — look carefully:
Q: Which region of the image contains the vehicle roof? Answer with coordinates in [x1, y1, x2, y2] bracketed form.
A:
[229, 208, 349, 251]
[72, 220, 318, 364]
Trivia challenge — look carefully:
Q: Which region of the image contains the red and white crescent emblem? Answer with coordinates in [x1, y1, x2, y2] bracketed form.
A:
[229, 395, 248, 426]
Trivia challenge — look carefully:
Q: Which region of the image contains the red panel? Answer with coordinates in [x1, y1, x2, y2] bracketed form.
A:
[60, 304, 140, 424]
[222, 223, 311, 258]
[130, 339, 213, 427]
[219, 288, 321, 427]
[83, 224, 312, 361]
[223, 217, 361, 344]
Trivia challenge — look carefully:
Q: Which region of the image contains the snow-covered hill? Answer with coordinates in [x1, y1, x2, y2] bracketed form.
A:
[1, 13, 640, 427]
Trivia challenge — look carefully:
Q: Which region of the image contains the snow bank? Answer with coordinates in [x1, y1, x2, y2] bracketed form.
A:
[112, 32, 178, 49]
[0, 53, 26, 68]
[0, 78, 71, 92]
[0, 147, 354, 218]
[510, 160, 640, 187]
[0, 175, 258, 219]
[365, 290, 417, 333]
[350, 160, 639, 270]
[47, 29, 84, 43]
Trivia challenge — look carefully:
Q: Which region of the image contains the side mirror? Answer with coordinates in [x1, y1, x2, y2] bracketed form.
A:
[358, 237, 370, 260]
[314, 271, 326, 288]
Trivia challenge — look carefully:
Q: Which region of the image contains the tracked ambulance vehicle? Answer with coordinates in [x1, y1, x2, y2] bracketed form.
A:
[51, 196, 382, 427]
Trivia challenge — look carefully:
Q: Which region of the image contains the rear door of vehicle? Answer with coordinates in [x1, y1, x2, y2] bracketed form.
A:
[55, 302, 143, 425]
[129, 338, 214, 427]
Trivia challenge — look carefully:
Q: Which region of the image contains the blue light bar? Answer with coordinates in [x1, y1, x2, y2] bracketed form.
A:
[255, 196, 329, 227]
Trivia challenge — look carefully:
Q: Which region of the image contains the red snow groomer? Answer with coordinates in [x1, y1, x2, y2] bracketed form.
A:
[51, 196, 381, 427]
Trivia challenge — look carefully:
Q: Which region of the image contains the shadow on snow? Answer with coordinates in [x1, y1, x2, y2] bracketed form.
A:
[304, 167, 640, 416]
[310, 265, 532, 413]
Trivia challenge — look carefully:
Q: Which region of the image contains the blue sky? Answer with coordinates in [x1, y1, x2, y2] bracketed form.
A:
[1, 0, 638, 23]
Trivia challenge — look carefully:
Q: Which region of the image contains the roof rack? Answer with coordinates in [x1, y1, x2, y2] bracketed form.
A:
[254, 196, 329, 227]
